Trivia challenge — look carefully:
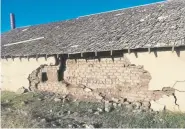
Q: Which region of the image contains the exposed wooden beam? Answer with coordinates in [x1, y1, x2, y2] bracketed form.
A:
[110, 50, 113, 56]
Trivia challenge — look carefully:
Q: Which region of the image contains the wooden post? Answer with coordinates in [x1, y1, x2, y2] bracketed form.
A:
[95, 51, 97, 57]
[36, 54, 38, 61]
[148, 47, 151, 53]
[56, 54, 59, 58]
[45, 54, 48, 61]
[81, 53, 83, 58]
[172, 45, 175, 53]
[128, 48, 131, 54]
[110, 50, 113, 56]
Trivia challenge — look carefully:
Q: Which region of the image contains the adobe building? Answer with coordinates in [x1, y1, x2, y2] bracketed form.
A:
[1, 0, 185, 112]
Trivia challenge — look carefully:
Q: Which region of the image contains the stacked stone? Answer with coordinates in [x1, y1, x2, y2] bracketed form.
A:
[64, 57, 156, 101]
[28, 57, 168, 103]
[28, 67, 42, 91]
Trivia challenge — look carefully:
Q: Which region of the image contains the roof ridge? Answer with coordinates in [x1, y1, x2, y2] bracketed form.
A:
[78, 0, 166, 18]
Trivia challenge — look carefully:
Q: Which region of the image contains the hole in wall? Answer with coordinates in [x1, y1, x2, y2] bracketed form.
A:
[41, 72, 48, 82]
[58, 55, 67, 81]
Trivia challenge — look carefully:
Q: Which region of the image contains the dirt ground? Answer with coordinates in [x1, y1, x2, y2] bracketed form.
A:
[1, 91, 185, 128]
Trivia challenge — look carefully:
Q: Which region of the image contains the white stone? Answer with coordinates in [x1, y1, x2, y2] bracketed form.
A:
[150, 100, 165, 111]
[84, 87, 92, 92]
[95, 94, 103, 100]
[157, 95, 180, 112]
[97, 108, 103, 112]
[54, 98, 61, 102]
[105, 107, 111, 112]
[94, 111, 100, 115]
[113, 103, 118, 108]
[118, 103, 122, 107]
[85, 124, 95, 129]
[112, 97, 119, 103]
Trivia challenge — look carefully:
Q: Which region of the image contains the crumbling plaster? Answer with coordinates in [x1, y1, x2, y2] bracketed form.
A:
[126, 50, 185, 112]
[1, 56, 56, 91]
[1, 50, 185, 112]
[126, 51, 185, 90]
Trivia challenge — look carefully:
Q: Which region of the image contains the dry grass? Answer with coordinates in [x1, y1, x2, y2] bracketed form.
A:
[1, 91, 185, 128]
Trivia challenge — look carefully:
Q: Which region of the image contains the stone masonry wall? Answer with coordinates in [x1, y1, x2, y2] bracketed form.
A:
[29, 57, 167, 102]
[64, 57, 164, 101]
[2, 50, 185, 112]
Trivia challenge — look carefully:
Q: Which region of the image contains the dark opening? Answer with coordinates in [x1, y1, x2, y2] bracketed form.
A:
[41, 72, 48, 82]
[58, 55, 67, 81]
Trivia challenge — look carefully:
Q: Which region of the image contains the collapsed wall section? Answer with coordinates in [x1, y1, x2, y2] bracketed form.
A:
[64, 57, 163, 101]
[2, 50, 185, 112]
[29, 50, 185, 112]
[28, 55, 168, 103]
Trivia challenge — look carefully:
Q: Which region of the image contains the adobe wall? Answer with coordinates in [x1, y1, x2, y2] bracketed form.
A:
[62, 50, 185, 112]
[1, 50, 185, 112]
[29, 50, 185, 112]
[125, 50, 185, 112]
[1, 56, 56, 91]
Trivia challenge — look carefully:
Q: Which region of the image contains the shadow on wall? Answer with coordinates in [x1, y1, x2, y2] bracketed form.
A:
[58, 55, 67, 81]
[36, 46, 184, 86]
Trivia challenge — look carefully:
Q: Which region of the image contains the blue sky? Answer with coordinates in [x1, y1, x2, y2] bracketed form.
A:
[1, 0, 164, 33]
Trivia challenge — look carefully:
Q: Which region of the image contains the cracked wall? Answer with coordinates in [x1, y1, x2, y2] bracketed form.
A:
[125, 50, 185, 112]
[1, 50, 185, 112]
